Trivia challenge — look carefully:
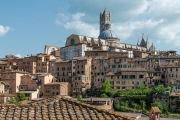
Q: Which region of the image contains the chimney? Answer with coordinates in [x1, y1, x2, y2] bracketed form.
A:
[90, 97, 93, 104]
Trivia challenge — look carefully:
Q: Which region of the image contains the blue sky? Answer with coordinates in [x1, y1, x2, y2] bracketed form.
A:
[1, 0, 180, 58]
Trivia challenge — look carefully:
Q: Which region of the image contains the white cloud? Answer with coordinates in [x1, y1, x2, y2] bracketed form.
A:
[55, 12, 68, 25]
[15, 54, 23, 58]
[64, 13, 99, 37]
[158, 22, 180, 46]
[72, 13, 84, 21]
[56, 12, 99, 37]
[113, 19, 164, 40]
[55, 20, 62, 25]
[56, 0, 180, 51]
[0, 25, 11, 37]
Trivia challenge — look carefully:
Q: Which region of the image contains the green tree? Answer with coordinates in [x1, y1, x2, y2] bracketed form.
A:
[114, 99, 120, 110]
[77, 95, 84, 103]
[132, 103, 140, 110]
[16, 93, 27, 101]
[120, 100, 129, 108]
[151, 102, 163, 112]
[153, 85, 166, 94]
[8, 93, 27, 105]
[100, 81, 112, 96]
[8, 97, 20, 104]
[136, 84, 146, 90]
[100, 93, 108, 98]
[140, 100, 146, 110]
[166, 86, 171, 91]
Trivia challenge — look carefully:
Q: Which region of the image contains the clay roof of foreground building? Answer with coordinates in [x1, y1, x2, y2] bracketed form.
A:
[0, 96, 134, 120]
[0, 97, 133, 120]
[151, 107, 161, 113]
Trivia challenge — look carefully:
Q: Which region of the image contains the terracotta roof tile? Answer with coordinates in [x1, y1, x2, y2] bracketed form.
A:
[151, 107, 161, 113]
[0, 96, 132, 119]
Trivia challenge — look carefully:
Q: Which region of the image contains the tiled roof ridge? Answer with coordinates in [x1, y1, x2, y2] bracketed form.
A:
[61, 97, 133, 120]
[0, 96, 135, 120]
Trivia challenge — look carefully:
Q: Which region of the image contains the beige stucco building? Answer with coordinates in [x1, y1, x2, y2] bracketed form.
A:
[44, 82, 70, 97]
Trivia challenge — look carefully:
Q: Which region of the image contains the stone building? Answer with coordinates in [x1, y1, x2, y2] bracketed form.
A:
[72, 57, 92, 96]
[1, 70, 27, 95]
[105, 68, 147, 90]
[0, 61, 6, 75]
[0, 53, 56, 75]
[44, 45, 60, 57]
[44, 82, 70, 97]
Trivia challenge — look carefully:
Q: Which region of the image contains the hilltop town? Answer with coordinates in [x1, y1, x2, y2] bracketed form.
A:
[0, 8, 180, 120]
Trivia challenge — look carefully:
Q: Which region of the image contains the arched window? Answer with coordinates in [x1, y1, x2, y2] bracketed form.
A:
[70, 39, 75, 45]
[51, 48, 55, 52]
[56, 92, 59, 95]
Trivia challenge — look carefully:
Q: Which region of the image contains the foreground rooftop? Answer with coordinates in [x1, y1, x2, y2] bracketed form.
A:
[0, 96, 134, 120]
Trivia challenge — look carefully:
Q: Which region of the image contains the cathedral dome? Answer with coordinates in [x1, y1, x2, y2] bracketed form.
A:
[98, 30, 118, 39]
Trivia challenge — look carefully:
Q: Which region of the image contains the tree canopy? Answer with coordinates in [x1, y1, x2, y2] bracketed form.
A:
[77, 95, 84, 103]
[8, 93, 27, 104]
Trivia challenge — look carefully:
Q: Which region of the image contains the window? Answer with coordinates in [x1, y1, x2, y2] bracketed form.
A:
[70, 39, 75, 45]
[154, 73, 157, 76]
[112, 65, 116, 68]
[116, 81, 120, 84]
[95, 53, 98, 56]
[116, 86, 120, 89]
[110, 81, 114, 84]
[176, 68, 178, 71]
[122, 87, 126, 89]
[139, 75, 144, 78]
[123, 64, 126, 68]
[111, 76, 113, 79]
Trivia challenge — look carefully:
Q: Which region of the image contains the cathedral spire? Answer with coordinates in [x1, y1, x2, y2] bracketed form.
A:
[100, 8, 111, 33]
